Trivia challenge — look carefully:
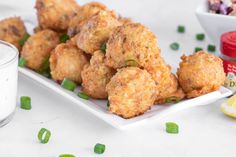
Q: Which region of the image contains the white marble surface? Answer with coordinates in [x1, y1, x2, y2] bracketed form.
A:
[0, 0, 236, 157]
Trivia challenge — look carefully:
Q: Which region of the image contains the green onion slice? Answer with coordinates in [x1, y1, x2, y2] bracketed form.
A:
[101, 43, 107, 53]
[170, 42, 179, 51]
[125, 59, 139, 67]
[177, 25, 185, 33]
[59, 154, 76, 157]
[165, 96, 181, 103]
[60, 33, 70, 43]
[19, 33, 30, 46]
[166, 122, 179, 134]
[18, 57, 27, 67]
[94, 143, 106, 154]
[38, 128, 51, 144]
[196, 33, 205, 41]
[78, 92, 90, 100]
[194, 47, 203, 53]
[107, 101, 110, 109]
[207, 44, 216, 52]
[20, 96, 31, 110]
[61, 78, 77, 92]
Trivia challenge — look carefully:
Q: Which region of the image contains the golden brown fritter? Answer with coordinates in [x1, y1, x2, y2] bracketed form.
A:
[106, 67, 157, 119]
[81, 50, 115, 99]
[177, 51, 225, 98]
[105, 23, 160, 69]
[21, 30, 59, 71]
[67, 2, 107, 37]
[50, 43, 89, 84]
[35, 0, 80, 31]
[0, 17, 27, 50]
[77, 10, 121, 55]
[146, 56, 185, 104]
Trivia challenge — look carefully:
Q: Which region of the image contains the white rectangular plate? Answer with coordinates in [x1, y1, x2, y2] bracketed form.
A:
[19, 67, 232, 130]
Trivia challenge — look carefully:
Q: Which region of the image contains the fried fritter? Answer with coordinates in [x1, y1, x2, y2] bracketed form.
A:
[0, 17, 27, 50]
[106, 67, 157, 119]
[77, 10, 121, 55]
[105, 23, 160, 69]
[177, 51, 225, 98]
[67, 2, 107, 37]
[81, 50, 115, 99]
[21, 29, 59, 71]
[50, 43, 89, 84]
[35, 0, 80, 31]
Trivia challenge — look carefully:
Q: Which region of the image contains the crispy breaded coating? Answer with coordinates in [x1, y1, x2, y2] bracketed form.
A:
[81, 51, 115, 99]
[177, 51, 225, 98]
[67, 2, 107, 37]
[21, 30, 59, 71]
[0, 17, 27, 50]
[106, 67, 157, 119]
[105, 23, 160, 69]
[77, 10, 121, 55]
[50, 43, 89, 84]
[35, 0, 80, 31]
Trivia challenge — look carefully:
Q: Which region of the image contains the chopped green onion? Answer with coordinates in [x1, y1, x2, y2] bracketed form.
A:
[170, 42, 179, 50]
[101, 43, 106, 53]
[177, 25, 185, 33]
[194, 47, 203, 53]
[60, 33, 70, 43]
[94, 143, 106, 154]
[165, 96, 181, 103]
[196, 33, 205, 41]
[207, 44, 216, 52]
[107, 101, 110, 109]
[166, 122, 179, 134]
[61, 78, 77, 91]
[18, 57, 27, 67]
[59, 154, 76, 157]
[125, 59, 139, 67]
[20, 96, 31, 110]
[38, 128, 51, 144]
[78, 92, 90, 100]
[19, 33, 30, 46]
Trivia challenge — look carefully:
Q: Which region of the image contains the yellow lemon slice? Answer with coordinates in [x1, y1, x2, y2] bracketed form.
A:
[221, 94, 236, 118]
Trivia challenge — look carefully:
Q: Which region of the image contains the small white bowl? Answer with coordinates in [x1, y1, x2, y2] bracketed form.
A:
[196, 1, 236, 46]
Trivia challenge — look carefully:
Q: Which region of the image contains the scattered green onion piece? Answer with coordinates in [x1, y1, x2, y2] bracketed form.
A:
[170, 42, 179, 50]
[196, 33, 205, 41]
[107, 101, 110, 109]
[94, 143, 106, 154]
[61, 78, 77, 91]
[20, 96, 31, 110]
[101, 43, 107, 53]
[38, 57, 50, 74]
[194, 47, 203, 53]
[60, 33, 70, 43]
[125, 59, 139, 67]
[19, 33, 30, 46]
[78, 92, 90, 100]
[18, 57, 27, 67]
[207, 44, 216, 52]
[165, 96, 181, 103]
[38, 128, 51, 144]
[166, 122, 179, 134]
[59, 154, 76, 157]
[177, 25, 185, 33]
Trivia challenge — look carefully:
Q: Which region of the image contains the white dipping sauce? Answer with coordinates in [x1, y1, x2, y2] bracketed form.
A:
[0, 41, 18, 124]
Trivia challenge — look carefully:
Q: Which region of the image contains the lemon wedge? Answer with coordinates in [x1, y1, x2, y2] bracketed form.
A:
[221, 94, 236, 118]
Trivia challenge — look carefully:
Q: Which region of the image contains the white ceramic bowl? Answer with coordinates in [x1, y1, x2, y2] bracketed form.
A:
[196, 1, 236, 46]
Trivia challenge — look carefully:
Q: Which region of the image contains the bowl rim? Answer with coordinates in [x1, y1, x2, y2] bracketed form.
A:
[195, 0, 236, 20]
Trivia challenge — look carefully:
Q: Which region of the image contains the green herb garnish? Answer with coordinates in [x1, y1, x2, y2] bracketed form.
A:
[20, 96, 31, 110]
[38, 128, 51, 144]
[18, 57, 27, 67]
[59, 154, 76, 157]
[194, 47, 203, 53]
[61, 78, 77, 91]
[165, 96, 181, 103]
[125, 59, 139, 67]
[107, 101, 110, 109]
[78, 92, 90, 100]
[166, 122, 179, 134]
[177, 25, 185, 33]
[196, 33, 205, 41]
[101, 43, 107, 53]
[94, 143, 106, 154]
[19, 33, 30, 46]
[170, 42, 179, 50]
[207, 44, 216, 52]
[60, 33, 70, 43]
